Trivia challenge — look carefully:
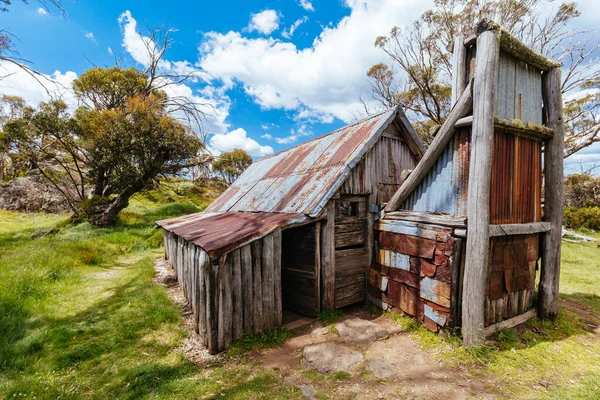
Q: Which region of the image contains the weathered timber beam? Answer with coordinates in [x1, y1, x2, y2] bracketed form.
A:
[489, 222, 552, 237]
[539, 67, 565, 320]
[462, 30, 499, 348]
[463, 20, 561, 71]
[494, 117, 554, 140]
[384, 80, 473, 212]
[384, 210, 467, 228]
[454, 116, 554, 140]
[451, 35, 467, 106]
[484, 308, 537, 337]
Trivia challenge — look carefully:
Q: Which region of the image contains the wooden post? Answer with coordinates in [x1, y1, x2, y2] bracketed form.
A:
[314, 222, 321, 316]
[539, 67, 564, 319]
[272, 230, 283, 327]
[206, 257, 221, 354]
[251, 240, 263, 333]
[320, 201, 336, 311]
[462, 30, 499, 347]
[451, 35, 467, 106]
[231, 249, 243, 341]
[262, 234, 275, 330]
[241, 245, 253, 333]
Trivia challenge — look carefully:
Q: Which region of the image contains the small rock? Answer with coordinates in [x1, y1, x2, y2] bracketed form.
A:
[349, 384, 361, 393]
[365, 357, 396, 379]
[296, 384, 317, 400]
[335, 318, 389, 342]
[283, 375, 298, 386]
[311, 327, 329, 337]
[413, 354, 425, 365]
[302, 342, 363, 374]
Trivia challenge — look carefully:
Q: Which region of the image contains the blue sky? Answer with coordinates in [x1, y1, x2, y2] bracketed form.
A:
[1, 0, 599, 172]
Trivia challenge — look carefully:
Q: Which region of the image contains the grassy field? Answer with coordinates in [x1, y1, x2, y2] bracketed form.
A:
[0, 181, 598, 399]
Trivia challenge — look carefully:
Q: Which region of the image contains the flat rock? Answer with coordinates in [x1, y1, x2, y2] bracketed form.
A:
[335, 318, 389, 342]
[365, 357, 396, 379]
[296, 384, 317, 400]
[302, 342, 363, 374]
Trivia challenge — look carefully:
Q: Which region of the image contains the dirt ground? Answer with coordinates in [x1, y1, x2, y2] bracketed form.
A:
[154, 258, 595, 400]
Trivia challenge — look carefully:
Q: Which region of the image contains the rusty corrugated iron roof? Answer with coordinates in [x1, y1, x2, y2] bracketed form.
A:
[156, 212, 307, 258]
[205, 107, 416, 217]
[157, 106, 424, 258]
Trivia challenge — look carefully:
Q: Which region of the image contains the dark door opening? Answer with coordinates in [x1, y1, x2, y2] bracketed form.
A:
[281, 223, 320, 318]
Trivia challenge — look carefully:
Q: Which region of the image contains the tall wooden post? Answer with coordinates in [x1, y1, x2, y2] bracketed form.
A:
[540, 67, 564, 319]
[462, 30, 499, 347]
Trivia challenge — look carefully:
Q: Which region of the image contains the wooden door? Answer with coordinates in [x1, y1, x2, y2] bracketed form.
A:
[334, 196, 368, 308]
[281, 223, 320, 317]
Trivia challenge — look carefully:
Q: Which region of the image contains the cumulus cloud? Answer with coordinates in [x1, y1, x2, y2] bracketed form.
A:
[210, 128, 273, 157]
[298, 0, 315, 12]
[117, 10, 230, 134]
[37, 7, 48, 15]
[0, 62, 78, 108]
[261, 124, 312, 145]
[247, 9, 280, 35]
[199, 0, 430, 123]
[282, 17, 308, 39]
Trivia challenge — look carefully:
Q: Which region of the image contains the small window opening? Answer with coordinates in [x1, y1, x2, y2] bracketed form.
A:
[340, 201, 359, 217]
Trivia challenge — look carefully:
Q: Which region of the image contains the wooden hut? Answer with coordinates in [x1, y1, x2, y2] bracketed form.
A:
[368, 20, 564, 346]
[157, 106, 425, 353]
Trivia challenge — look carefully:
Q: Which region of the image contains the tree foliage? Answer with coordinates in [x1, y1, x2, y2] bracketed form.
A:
[212, 149, 252, 185]
[366, 0, 600, 154]
[3, 67, 204, 226]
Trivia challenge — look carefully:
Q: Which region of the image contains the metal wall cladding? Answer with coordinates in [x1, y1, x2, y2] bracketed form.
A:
[156, 211, 306, 259]
[205, 109, 397, 217]
[402, 129, 471, 216]
[496, 51, 543, 124]
[490, 130, 542, 224]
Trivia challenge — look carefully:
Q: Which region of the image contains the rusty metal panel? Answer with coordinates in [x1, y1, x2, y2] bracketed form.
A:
[490, 131, 542, 224]
[402, 129, 471, 216]
[156, 211, 306, 259]
[206, 108, 399, 216]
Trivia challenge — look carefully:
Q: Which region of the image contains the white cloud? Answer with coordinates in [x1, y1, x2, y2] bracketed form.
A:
[0, 62, 78, 109]
[210, 128, 273, 157]
[247, 9, 280, 35]
[117, 10, 229, 134]
[282, 17, 308, 39]
[107, 46, 114, 55]
[298, 0, 315, 12]
[84, 31, 97, 44]
[261, 124, 312, 145]
[37, 7, 48, 15]
[199, 0, 430, 123]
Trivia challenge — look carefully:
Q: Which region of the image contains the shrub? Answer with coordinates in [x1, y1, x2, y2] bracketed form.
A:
[564, 206, 600, 230]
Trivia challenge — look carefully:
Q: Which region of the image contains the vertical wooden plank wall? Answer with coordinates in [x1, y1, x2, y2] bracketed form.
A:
[462, 30, 499, 347]
[162, 230, 283, 354]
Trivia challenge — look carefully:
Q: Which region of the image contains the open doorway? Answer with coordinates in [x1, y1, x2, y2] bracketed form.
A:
[281, 223, 320, 321]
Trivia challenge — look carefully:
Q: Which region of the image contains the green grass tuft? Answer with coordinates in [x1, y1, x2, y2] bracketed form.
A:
[228, 328, 295, 357]
[318, 309, 344, 325]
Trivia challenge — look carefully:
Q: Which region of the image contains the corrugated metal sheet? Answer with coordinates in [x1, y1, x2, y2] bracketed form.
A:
[496, 51, 543, 124]
[490, 131, 542, 224]
[156, 212, 306, 258]
[204, 108, 402, 217]
[401, 129, 471, 216]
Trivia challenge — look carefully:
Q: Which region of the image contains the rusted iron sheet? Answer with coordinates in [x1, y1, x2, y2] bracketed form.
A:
[402, 128, 471, 216]
[205, 108, 397, 217]
[490, 131, 542, 224]
[156, 212, 306, 259]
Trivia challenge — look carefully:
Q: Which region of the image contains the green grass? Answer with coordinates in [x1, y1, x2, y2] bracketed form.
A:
[318, 309, 343, 325]
[228, 328, 295, 357]
[0, 181, 301, 399]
